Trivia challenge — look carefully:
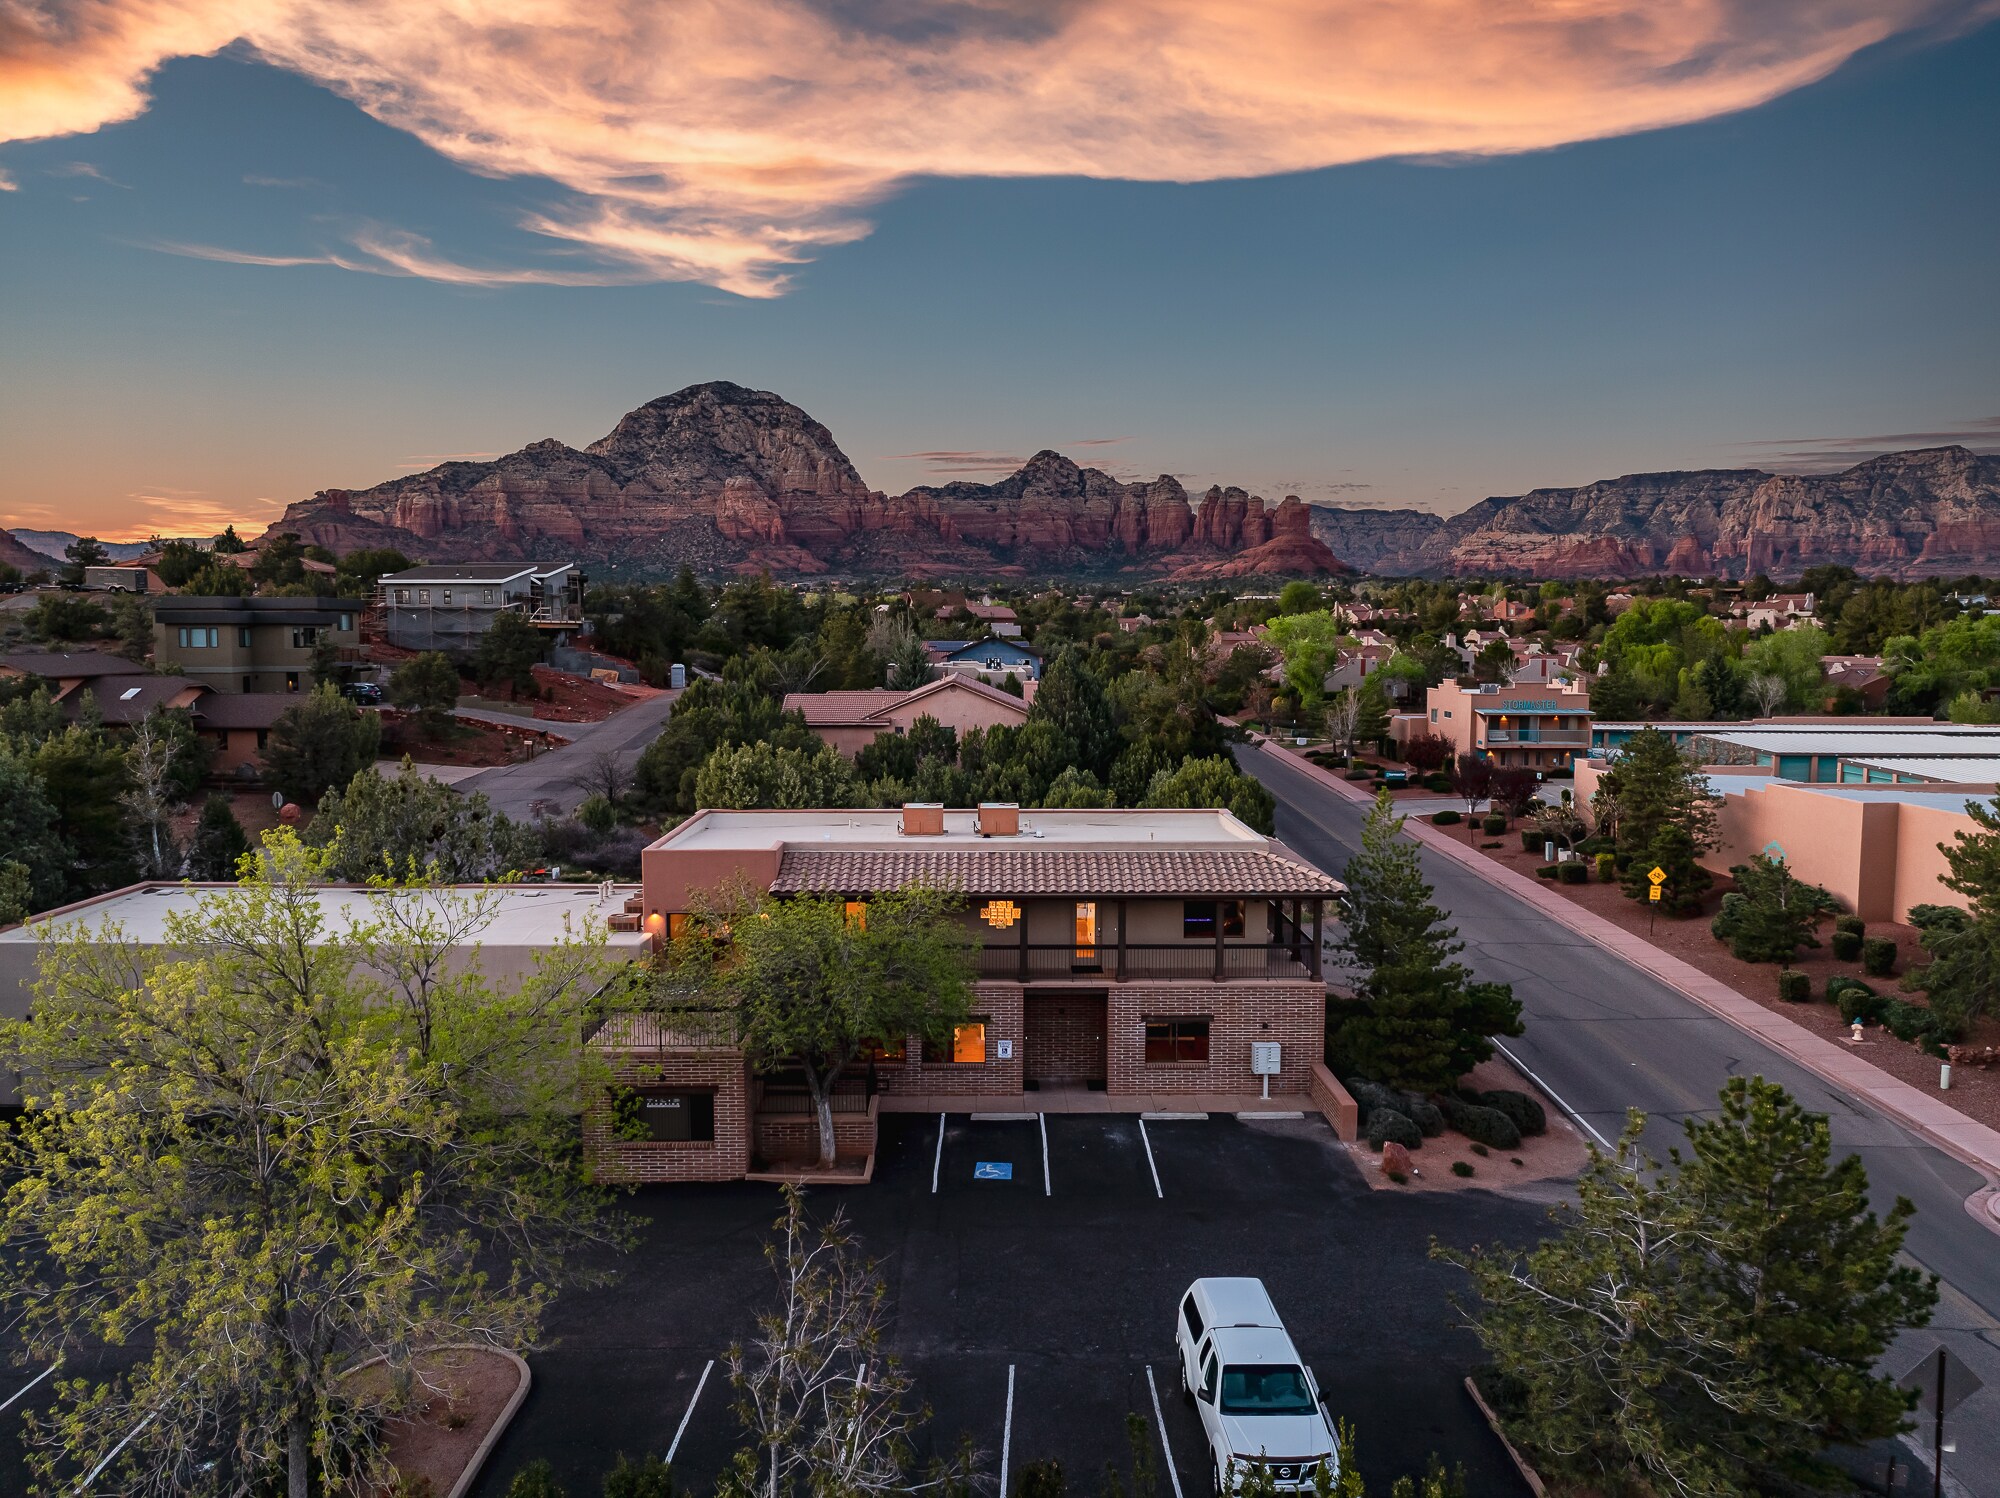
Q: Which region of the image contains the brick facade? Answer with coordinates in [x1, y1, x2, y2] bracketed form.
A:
[584, 1050, 751, 1185]
[1023, 992, 1109, 1084]
[1106, 982, 1323, 1096]
[754, 1098, 880, 1163]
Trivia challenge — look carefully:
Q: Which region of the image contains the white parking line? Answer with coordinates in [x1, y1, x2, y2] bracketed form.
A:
[998, 1364, 1016, 1498]
[1038, 1113, 1050, 1196]
[1, 1362, 56, 1415]
[666, 1359, 713, 1465]
[932, 1112, 945, 1194]
[1138, 1119, 1163, 1199]
[1490, 1038, 1615, 1152]
[1144, 1365, 1186, 1498]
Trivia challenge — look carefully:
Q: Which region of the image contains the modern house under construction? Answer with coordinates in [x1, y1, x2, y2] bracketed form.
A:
[376, 562, 586, 653]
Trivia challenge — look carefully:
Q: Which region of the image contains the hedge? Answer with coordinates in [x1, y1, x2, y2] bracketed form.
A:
[1834, 913, 1866, 939]
[1482, 815, 1508, 836]
[1535, 864, 1559, 880]
[1366, 1109, 1422, 1152]
[1862, 937, 1897, 977]
[1777, 969, 1810, 1004]
[1830, 930, 1863, 962]
[1881, 998, 1954, 1047]
[1438, 1093, 1522, 1150]
[1401, 1094, 1446, 1139]
[1520, 829, 1543, 853]
[1829, 977, 1883, 1025]
[1426, 774, 1454, 793]
[1433, 810, 1462, 826]
[1557, 861, 1588, 885]
[1596, 852, 1617, 883]
[1478, 1089, 1547, 1137]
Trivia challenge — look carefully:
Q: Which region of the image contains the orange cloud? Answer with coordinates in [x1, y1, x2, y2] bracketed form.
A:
[4, 0, 1994, 295]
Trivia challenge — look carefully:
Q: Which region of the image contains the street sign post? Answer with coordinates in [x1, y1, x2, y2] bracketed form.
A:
[1897, 1345, 1983, 1498]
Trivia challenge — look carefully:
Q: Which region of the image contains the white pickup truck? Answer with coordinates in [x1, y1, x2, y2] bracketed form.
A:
[1175, 1277, 1340, 1494]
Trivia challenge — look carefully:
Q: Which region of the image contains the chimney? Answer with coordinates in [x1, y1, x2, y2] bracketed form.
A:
[977, 802, 1020, 838]
[900, 803, 944, 837]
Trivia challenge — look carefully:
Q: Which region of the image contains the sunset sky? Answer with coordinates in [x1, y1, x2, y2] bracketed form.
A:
[3, 0, 1998, 540]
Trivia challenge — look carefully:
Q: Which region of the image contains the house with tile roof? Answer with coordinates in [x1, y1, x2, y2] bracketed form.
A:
[592, 804, 1342, 1182]
[783, 674, 1031, 756]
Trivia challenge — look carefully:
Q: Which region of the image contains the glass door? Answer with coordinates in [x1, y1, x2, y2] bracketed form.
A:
[1073, 901, 1098, 970]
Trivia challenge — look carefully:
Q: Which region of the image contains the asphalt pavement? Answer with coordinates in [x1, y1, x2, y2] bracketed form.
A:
[453, 689, 681, 819]
[1239, 745, 2000, 1497]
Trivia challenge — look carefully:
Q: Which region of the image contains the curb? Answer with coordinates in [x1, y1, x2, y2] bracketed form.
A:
[1253, 740, 2000, 1198]
[448, 1347, 532, 1498]
[1463, 1377, 1546, 1497]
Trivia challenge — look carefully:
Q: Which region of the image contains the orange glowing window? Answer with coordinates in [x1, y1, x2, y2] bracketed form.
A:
[667, 913, 691, 940]
[951, 1023, 986, 1064]
[844, 901, 867, 931]
[1074, 901, 1096, 962]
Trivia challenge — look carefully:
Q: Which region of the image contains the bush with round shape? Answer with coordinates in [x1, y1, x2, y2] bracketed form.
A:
[1595, 852, 1616, 882]
[1519, 828, 1543, 853]
[1399, 1093, 1445, 1138]
[1426, 774, 1453, 793]
[1482, 814, 1507, 836]
[1438, 1093, 1522, 1150]
[1861, 936, 1897, 977]
[1776, 969, 1810, 1004]
[1830, 929, 1863, 962]
[1432, 809, 1461, 826]
[1451, 1160, 1474, 1178]
[1834, 913, 1866, 939]
[1343, 1077, 1403, 1127]
[1366, 1108, 1422, 1152]
[1534, 864, 1559, 880]
[1557, 860, 1588, 885]
[1829, 977, 1884, 1025]
[1908, 904, 1970, 935]
[1880, 998, 1952, 1046]
[1478, 1088, 1547, 1136]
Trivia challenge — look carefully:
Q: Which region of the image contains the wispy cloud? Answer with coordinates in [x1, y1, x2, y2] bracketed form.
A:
[5, 1, 1996, 295]
[48, 160, 130, 188]
[0, 167, 16, 192]
[123, 489, 283, 535]
[142, 227, 659, 286]
[888, 450, 1029, 475]
[242, 172, 324, 188]
[1069, 436, 1135, 448]
[1730, 416, 2000, 471]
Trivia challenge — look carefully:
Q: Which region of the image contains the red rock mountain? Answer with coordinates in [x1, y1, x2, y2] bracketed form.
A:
[0, 529, 61, 573]
[1310, 447, 2000, 578]
[267, 383, 1348, 580]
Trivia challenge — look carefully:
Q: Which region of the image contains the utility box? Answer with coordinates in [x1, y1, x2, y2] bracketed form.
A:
[1250, 1041, 1282, 1100]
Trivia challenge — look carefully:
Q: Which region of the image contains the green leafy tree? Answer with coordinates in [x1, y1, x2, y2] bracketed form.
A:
[601, 1453, 676, 1498]
[1276, 580, 1322, 615]
[60, 534, 109, 586]
[265, 683, 384, 804]
[1040, 765, 1116, 808]
[693, 740, 862, 810]
[0, 860, 33, 925]
[392, 650, 464, 736]
[1440, 1078, 1935, 1497]
[1691, 654, 1748, 719]
[1334, 792, 1522, 1091]
[632, 679, 820, 816]
[248, 531, 311, 590]
[1354, 671, 1391, 751]
[1264, 611, 1347, 715]
[108, 593, 153, 661]
[1141, 754, 1275, 835]
[25, 592, 109, 642]
[307, 761, 541, 880]
[659, 884, 975, 1166]
[0, 835, 628, 1498]
[211, 523, 248, 553]
[332, 546, 413, 600]
[1473, 639, 1515, 684]
[188, 792, 250, 880]
[1709, 854, 1837, 963]
[0, 746, 69, 911]
[478, 609, 548, 698]
[1742, 624, 1833, 710]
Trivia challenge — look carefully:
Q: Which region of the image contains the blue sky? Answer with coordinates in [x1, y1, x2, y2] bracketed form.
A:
[1, 4, 1996, 541]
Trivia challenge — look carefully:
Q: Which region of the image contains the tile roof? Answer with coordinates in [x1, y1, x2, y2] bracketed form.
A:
[0, 650, 149, 679]
[64, 676, 203, 724]
[783, 675, 1031, 727]
[191, 692, 298, 729]
[769, 845, 1341, 897]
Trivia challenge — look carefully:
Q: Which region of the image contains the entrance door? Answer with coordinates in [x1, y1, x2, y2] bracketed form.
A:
[1023, 991, 1108, 1088]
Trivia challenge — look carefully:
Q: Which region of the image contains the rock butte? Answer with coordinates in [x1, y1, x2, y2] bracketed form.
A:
[260, 382, 1349, 580]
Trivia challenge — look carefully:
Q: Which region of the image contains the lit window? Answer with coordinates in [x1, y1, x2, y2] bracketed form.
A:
[1074, 901, 1096, 963]
[337, 614, 352, 631]
[844, 900, 867, 931]
[442, 589, 453, 604]
[1182, 901, 1245, 939]
[1145, 1019, 1211, 1064]
[929, 1022, 987, 1065]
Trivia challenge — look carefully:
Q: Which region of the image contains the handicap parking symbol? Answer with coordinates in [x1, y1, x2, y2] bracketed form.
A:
[973, 1161, 1013, 1181]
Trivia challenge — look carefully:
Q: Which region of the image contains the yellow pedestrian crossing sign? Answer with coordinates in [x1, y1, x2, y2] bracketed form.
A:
[1648, 866, 1667, 885]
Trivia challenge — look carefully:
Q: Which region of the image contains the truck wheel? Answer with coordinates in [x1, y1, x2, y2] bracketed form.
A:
[1210, 1460, 1224, 1498]
[1179, 1360, 1192, 1403]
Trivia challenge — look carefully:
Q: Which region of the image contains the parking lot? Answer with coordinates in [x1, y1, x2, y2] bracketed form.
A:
[467, 1112, 1547, 1497]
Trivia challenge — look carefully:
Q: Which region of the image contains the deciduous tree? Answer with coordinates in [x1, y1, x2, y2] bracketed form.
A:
[1141, 754, 1275, 834]
[306, 760, 540, 881]
[693, 740, 862, 810]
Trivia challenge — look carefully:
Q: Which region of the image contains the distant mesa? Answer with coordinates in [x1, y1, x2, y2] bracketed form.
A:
[1310, 446, 2000, 580]
[263, 382, 1351, 580]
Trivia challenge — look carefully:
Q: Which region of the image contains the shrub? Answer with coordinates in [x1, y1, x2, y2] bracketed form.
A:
[602, 1454, 676, 1498]
[1908, 904, 1970, 935]
[1520, 828, 1543, 853]
[1426, 774, 1453, 793]
[1595, 852, 1616, 883]
[1829, 977, 1884, 1024]
[1834, 913, 1866, 939]
[1478, 1089, 1547, 1137]
[1535, 864, 1559, 880]
[505, 1462, 567, 1498]
[1830, 929, 1863, 962]
[1438, 1093, 1522, 1150]
[1861, 937, 1897, 977]
[1367, 1108, 1423, 1152]
[1482, 815, 1508, 836]
[1880, 998, 1954, 1046]
[1344, 1078, 1404, 1127]
[1432, 810, 1461, 826]
[576, 793, 618, 834]
[1400, 1093, 1446, 1138]
[1470, 1142, 1490, 1157]
[1451, 1160, 1475, 1178]
[1557, 861, 1588, 885]
[1777, 969, 1810, 1004]
[1345, 770, 1372, 781]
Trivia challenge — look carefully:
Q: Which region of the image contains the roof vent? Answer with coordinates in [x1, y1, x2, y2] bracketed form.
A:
[900, 803, 945, 836]
[977, 803, 1020, 838]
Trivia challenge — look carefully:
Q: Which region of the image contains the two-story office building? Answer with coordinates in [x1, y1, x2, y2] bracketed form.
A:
[153, 596, 363, 694]
[378, 562, 584, 652]
[1424, 681, 1593, 772]
[595, 804, 1341, 1182]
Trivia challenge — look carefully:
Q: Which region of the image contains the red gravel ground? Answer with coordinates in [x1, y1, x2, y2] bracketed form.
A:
[380, 709, 562, 767]
[1442, 816, 2000, 1133]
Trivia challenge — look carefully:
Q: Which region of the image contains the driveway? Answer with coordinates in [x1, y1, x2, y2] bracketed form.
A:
[454, 689, 680, 819]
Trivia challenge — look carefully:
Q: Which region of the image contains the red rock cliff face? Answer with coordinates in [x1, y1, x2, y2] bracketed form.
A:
[266, 384, 1347, 579]
[1308, 447, 2000, 578]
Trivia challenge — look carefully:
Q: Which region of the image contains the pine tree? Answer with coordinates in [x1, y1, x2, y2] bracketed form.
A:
[1028, 646, 1118, 780]
[1354, 672, 1391, 752]
[1596, 728, 1717, 909]
[189, 794, 251, 880]
[1710, 853, 1836, 962]
[1334, 792, 1520, 1092]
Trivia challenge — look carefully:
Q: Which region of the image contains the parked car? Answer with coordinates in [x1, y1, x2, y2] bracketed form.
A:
[1175, 1278, 1339, 1494]
[342, 681, 384, 705]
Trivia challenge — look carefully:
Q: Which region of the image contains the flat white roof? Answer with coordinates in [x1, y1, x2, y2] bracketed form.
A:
[1839, 757, 2000, 784]
[650, 807, 1271, 854]
[1708, 730, 2000, 758]
[1, 882, 650, 949]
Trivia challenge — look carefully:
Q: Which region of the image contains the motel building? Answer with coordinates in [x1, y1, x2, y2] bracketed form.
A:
[1424, 681, 1593, 773]
[592, 804, 1343, 1184]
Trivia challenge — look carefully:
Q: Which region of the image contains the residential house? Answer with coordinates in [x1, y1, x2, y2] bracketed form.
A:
[378, 562, 584, 653]
[1820, 655, 1891, 709]
[595, 805, 1341, 1182]
[1425, 680, 1593, 772]
[925, 637, 1042, 683]
[965, 601, 1023, 638]
[784, 675, 1031, 756]
[154, 596, 363, 694]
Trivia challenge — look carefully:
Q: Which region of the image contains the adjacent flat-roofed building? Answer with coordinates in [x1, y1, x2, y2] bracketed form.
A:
[378, 562, 584, 652]
[1424, 680, 1592, 772]
[596, 805, 1341, 1183]
[154, 595, 362, 694]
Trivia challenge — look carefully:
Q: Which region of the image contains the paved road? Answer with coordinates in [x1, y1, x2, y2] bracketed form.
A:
[454, 690, 680, 819]
[1241, 747, 2000, 1497]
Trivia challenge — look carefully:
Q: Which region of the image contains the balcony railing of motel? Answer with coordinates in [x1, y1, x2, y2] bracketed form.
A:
[973, 897, 1323, 983]
[1481, 728, 1591, 746]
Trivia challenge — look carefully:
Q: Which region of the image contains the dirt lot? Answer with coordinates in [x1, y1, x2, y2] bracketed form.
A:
[1445, 817, 2000, 1134]
[381, 710, 563, 767]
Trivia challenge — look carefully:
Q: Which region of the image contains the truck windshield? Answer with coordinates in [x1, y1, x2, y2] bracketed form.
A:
[1219, 1365, 1316, 1415]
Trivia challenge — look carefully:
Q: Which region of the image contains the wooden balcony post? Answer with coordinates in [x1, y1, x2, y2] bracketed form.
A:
[1018, 903, 1029, 983]
[1309, 898, 1324, 979]
[1214, 908, 1225, 981]
[1116, 899, 1128, 981]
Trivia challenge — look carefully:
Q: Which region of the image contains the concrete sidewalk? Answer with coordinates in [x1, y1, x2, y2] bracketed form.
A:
[1252, 736, 2000, 1191]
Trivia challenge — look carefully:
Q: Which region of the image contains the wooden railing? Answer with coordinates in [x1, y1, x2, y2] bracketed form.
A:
[976, 942, 1315, 982]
